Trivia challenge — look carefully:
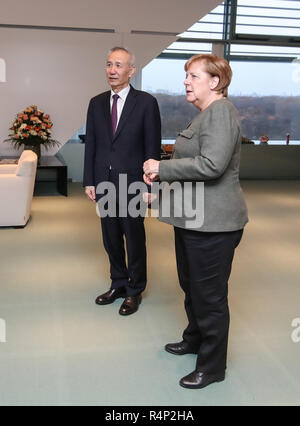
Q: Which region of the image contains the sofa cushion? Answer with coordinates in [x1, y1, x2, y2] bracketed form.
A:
[16, 150, 37, 177]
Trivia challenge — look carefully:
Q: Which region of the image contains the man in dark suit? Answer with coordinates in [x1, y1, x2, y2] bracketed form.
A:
[83, 47, 161, 315]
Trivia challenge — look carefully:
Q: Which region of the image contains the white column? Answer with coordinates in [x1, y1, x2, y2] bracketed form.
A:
[131, 71, 142, 90]
[0, 58, 6, 82]
[212, 43, 225, 58]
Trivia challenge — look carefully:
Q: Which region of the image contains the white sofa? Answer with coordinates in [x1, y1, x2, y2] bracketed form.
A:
[0, 150, 38, 227]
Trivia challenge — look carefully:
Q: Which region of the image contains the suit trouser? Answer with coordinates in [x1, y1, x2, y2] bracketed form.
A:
[100, 208, 146, 297]
[174, 227, 243, 374]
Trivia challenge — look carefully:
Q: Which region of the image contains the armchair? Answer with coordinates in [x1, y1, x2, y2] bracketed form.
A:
[0, 150, 38, 227]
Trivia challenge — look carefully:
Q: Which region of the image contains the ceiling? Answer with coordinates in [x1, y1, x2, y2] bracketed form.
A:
[0, 0, 223, 35]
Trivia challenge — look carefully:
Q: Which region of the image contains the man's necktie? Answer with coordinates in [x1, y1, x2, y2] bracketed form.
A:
[111, 94, 119, 135]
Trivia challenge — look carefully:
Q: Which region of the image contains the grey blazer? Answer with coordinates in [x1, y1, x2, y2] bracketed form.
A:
[158, 98, 248, 232]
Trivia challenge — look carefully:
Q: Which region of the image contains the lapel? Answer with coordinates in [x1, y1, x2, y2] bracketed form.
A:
[103, 91, 114, 141]
[112, 85, 138, 143]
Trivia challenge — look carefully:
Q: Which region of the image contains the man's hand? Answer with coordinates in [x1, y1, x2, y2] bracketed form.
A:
[85, 186, 96, 202]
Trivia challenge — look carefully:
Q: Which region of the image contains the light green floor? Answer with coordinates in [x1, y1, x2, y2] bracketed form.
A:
[1, 181, 300, 405]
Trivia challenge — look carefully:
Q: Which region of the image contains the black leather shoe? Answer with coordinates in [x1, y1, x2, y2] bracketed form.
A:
[95, 288, 126, 305]
[165, 341, 198, 355]
[179, 370, 225, 389]
[119, 295, 142, 316]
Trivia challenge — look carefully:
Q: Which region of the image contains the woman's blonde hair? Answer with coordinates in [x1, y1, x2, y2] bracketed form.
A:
[184, 54, 232, 97]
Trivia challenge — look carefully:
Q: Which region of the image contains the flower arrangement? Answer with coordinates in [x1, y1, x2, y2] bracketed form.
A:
[5, 105, 60, 150]
[259, 134, 269, 144]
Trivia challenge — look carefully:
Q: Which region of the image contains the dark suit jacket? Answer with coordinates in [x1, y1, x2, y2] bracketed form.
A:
[83, 85, 161, 201]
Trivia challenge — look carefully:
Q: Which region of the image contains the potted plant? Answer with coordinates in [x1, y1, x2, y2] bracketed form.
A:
[5, 105, 60, 162]
[259, 134, 269, 145]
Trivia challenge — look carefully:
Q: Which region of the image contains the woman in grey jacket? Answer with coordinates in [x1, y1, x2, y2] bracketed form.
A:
[143, 54, 248, 389]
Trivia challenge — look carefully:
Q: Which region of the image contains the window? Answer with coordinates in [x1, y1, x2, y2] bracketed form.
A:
[236, 0, 300, 38]
[229, 61, 300, 143]
[161, 3, 224, 58]
[142, 0, 300, 144]
[142, 58, 200, 141]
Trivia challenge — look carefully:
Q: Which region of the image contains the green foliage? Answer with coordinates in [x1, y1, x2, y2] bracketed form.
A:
[152, 93, 300, 141]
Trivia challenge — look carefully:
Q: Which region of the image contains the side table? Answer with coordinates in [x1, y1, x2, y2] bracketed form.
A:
[0, 155, 68, 197]
[37, 156, 68, 196]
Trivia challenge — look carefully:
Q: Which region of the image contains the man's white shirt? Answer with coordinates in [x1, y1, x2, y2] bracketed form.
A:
[110, 85, 130, 128]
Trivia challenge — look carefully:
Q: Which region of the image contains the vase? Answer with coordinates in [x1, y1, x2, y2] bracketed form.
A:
[24, 144, 41, 163]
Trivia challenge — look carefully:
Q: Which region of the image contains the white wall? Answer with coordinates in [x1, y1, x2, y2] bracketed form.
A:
[0, 28, 175, 156]
[0, 0, 222, 156]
